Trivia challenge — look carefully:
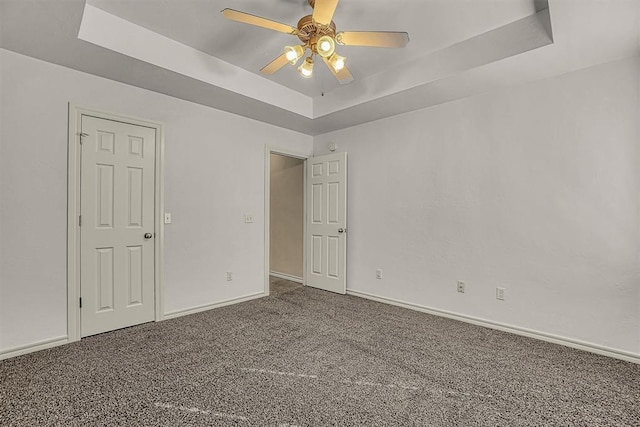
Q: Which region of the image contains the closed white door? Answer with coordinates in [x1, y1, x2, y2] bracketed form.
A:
[306, 152, 347, 294]
[80, 115, 156, 337]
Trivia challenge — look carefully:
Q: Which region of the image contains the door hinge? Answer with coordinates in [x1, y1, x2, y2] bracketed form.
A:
[79, 132, 88, 144]
[79, 215, 82, 226]
[79, 297, 82, 308]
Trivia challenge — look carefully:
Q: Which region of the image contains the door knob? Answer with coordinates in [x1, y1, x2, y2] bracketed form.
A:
[144, 233, 153, 239]
[338, 228, 345, 234]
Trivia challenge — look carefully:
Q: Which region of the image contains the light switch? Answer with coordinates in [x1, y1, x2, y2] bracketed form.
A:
[164, 213, 172, 224]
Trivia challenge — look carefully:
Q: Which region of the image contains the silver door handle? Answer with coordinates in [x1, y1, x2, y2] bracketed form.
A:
[338, 228, 346, 234]
[144, 233, 153, 239]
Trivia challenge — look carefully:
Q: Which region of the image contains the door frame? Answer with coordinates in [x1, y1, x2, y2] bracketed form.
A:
[264, 145, 309, 295]
[67, 104, 165, 342]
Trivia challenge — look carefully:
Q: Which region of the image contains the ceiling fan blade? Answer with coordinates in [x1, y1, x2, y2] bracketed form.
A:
[222, 9, 298, 35]
[260, 53, 290, 75]
[312, 0, 339, 26]
[321, 56, 354, 85]
[337, 31, 409, 48]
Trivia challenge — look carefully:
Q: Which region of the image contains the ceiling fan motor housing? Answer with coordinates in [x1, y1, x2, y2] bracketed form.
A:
[297, 14, 336, 45]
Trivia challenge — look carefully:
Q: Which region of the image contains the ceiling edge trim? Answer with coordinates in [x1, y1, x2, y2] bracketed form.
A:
[78, 4, 314, 118]
[312, 7, 554, 119]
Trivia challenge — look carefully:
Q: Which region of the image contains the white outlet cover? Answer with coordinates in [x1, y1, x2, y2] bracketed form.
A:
[245, 214, 254, 223]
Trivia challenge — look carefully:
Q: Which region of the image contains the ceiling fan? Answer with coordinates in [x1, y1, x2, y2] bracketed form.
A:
[221, 0, 409, 84]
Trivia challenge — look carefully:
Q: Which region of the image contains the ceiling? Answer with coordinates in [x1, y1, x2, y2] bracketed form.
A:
[87, 0, 537, 97]
[1, 0, 639, 135]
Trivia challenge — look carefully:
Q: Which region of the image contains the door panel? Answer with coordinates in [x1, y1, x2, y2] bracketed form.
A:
[306, 152, 347, 294]
[96, 248, 114, 312]
[127, 167, 144, 227]
[81, 115, 156, 337]
[96, 164, 114, 228]
[126, 245, 143, 306]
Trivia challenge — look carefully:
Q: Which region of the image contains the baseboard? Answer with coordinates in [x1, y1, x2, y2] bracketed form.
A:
[1, 293, 267, 360]
[347, 289, 640, 365]
[163, 292, 266, 320]
[0, 336, 69, 361]
[269, 271, 304, 284]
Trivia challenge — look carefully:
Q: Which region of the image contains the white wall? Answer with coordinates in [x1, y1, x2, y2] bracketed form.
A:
[0, 49, 312, 353]
[0, 47, 4, 322]
[1, 47, 638, 359]
[314, 57, 640, 355]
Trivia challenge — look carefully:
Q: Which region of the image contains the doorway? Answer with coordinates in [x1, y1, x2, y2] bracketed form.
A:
[264, 147, 349, 296]
[67, 105, 165, 341]
[264, 147, 308, 295]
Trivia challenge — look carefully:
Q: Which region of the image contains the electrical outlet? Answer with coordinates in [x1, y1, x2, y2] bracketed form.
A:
[226, 271, 233, 281]
[244, 214, 254, 223]
[376, 269, 383, 279]
[457, 281, 465, 293]
[496, 287, 505, 301]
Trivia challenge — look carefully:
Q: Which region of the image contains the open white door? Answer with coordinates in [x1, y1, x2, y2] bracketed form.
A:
[306, 152, 347, 294]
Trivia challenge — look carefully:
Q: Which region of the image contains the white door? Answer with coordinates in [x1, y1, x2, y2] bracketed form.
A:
[306, 152, 347, 294]
[80, 115, 156, 337]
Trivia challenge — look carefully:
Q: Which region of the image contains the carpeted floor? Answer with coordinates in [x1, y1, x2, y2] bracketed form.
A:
[1, 277, 639, 426]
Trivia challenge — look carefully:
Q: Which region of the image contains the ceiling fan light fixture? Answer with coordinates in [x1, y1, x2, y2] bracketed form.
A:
[221, 3, 410, 85]
[298, 56, 315, 78]
[328, 52, 346, 72]
[316, 35, 335, 58]
[284, 45, 305, 65]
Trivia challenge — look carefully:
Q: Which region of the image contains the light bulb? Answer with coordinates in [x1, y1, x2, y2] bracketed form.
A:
[328, 52, 346, 72]
[284, 45, 305, 65]
[316, 35, 335, 58]
[297, 56, 314, 78]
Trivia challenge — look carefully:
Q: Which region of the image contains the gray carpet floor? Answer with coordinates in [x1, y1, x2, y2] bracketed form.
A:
[1, 277, 639, 426]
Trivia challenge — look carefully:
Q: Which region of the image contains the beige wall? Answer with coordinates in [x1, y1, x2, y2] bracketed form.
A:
[270, 154, 304, 279]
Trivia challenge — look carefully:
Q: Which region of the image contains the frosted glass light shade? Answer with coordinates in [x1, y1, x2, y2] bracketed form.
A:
[316, 35, 335, 58]
[328, 52, 346, 72]
[298, 56, 314, 78]
[284, 45, 305, 65]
